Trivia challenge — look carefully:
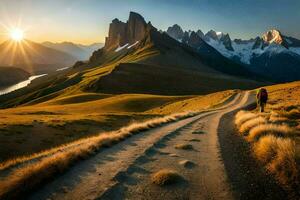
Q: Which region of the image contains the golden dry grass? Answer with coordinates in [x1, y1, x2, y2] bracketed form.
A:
[235, 82, 300, 189]
[151, 169, 183, 186]
[235, 110, 258, 128]
[236, 106, 299, 188]
[175, 144, 194, 150]
[238, 117, 268, 135]
[276, 109, 300, 120]
[0, 111, 198, 199]
[0, 139, 87, 171]
[269, 115, 289, 123]
[247, 124, 294, 142]
[0, 90, 235, 161]
[253, 135, 297, 186]
[147, 90, 236, 115]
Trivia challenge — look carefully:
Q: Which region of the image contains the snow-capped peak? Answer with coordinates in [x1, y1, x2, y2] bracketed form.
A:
[216, 32, 224, 39]
[205, 30, 219, 41]
[262, 29, 283, 45]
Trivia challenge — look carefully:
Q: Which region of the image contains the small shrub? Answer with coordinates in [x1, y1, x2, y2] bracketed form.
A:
[247, 124, 294, 142]
[253, 135, 297, 186]
[175, 144, 193, 150]
[276, 109, 300, 120]
[267, 141, 297, 186]
[269, 115, 289, 123]
[235, 111, 257, 128]
[253, 135, 280, 164]
[239, 117, 267, 135]
[151, 169, 183, 186]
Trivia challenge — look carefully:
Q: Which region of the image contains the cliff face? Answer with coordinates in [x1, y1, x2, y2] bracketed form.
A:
[220, 34, 234, 51]
[104, 12, 152, 51]
[187, 31, 206, 48]
[105, 19, 127, 50]
[166, 24, 184, 40]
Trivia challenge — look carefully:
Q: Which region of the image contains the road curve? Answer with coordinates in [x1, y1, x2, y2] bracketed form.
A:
[28, 91, 254, 200]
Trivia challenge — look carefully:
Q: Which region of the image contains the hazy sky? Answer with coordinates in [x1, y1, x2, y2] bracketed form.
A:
[0, 0, 299, 44]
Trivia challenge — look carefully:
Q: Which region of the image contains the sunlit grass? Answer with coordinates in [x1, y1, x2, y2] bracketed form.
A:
[0, 111, 199, 199]
[253, 135, 297, 186]
[247, 124, 294, 142]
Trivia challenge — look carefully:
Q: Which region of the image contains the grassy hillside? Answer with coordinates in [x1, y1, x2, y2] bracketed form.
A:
[92, 62, 260, 95]
[235, 81, 300, 191]
[0, 67, 30, 87]
[0, 90, 236, 162]
[264, 82, 300, 167]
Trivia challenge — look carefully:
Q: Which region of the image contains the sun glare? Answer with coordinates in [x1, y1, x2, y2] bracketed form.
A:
[10, 28, 24, 42]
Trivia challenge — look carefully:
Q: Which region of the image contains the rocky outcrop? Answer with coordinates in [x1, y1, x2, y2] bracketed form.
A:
[105, 19, 127, 50]
[220, 33, 234, 51]
[166, 24, 184, 40]
[126, 12, 148, 44]
[196, 30, 204, 38]
[204, 30, 219, 41]
[262, 29, 284, 45]
[181, 31, 190, 43]
[104, 12, 152, 51]
[252, 37, 263, 49]
[233, 38, 256, 45]
[261, 29, 291, 48]
[186, 31, 206, 48]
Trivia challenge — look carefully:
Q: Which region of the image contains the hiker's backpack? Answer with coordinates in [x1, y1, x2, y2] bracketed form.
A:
[260, 88, 268, 102]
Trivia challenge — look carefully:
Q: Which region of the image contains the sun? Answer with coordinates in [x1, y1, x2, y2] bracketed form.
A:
[10, 28, 24, 42]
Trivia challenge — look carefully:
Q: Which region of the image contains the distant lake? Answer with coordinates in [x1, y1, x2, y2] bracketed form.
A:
[0, 74, 47, 95]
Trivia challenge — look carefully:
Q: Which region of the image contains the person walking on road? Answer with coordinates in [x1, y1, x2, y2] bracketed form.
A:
[256, 88, 268, 112]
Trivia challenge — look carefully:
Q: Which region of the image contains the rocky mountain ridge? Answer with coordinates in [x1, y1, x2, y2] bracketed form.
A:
[104, 12, 154, 51]
[166, 24, 300, 82]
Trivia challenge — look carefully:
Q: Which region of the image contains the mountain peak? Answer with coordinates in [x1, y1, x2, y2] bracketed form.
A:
[104, 11, 150, 51]
[196, 29, 204, 38]
[128, 11, 145, 22]
[166, 24, 184, 40]
[219, 33, 234, 51]
[205, 30, 218, 41]
[262, 29, 284, 45]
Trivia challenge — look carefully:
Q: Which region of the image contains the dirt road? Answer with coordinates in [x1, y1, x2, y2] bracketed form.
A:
[26, 91, 286, 200]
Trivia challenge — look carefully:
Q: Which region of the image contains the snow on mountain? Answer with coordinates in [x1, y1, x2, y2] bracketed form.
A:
[166, 25, 300, 70]
[127, 41, 139, 49]
[262, 29, 284, 45]
[206, 38, 234, 58]
[115, 43, 129, 52]
[206, 30, 300, 65]
[290, 47, 300, 55]
[165, 24, 300, 82]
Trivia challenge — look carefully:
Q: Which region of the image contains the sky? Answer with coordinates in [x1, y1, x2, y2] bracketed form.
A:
[0, 0, 299, 44]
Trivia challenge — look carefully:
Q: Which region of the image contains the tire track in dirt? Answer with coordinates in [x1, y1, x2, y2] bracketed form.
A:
[28, 92, 246, 200]
[98, 92, 250, 200]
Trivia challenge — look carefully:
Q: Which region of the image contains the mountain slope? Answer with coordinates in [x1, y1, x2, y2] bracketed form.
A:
[0, 40, 77, 74]
[0, 12, 264, 107]
[167, 25, 300, 82]
[0, 66, 30, 87]
[166, 24, 300, 82]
